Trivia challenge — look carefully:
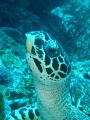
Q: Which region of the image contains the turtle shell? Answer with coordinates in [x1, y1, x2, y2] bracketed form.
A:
[70, 77, 90, 116]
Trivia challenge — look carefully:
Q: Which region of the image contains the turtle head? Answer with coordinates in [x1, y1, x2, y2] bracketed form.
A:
[26, 31, 71, 83]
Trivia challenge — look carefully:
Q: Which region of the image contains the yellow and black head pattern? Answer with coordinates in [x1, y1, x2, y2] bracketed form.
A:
[26, 31, 71, 82]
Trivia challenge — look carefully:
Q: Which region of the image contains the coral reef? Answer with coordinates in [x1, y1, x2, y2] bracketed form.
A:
[1, 0, 66, 15]
[0, 92, 4, 120]
[51, 1, 90, 60]
[0, 30, 36, 117]
[83, 73, 90, 80]
[72, 60, 90, 79]
[0, 30, 26, 58]
[0, 1, 89, 60]
[0, 67, 12, 86]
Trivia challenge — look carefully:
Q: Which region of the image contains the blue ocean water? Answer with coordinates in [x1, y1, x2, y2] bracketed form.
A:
[0, 0, 90, 120]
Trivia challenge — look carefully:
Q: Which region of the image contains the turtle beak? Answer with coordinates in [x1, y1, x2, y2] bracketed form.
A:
[26, 38, 32, 54]
[25, 32, 35, 54]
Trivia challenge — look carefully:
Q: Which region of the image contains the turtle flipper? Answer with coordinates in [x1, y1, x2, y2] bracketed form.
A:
[5, 106, 42, 120]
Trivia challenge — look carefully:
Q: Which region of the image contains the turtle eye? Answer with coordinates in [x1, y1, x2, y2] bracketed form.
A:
[48, 48, 56, 53]
[43, 39, 61, 58]
[46, 48, 60, 57]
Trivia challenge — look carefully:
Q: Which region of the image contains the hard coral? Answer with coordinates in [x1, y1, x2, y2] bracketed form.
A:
[0, 92, 4, 120]
[0, 67, 12, 86]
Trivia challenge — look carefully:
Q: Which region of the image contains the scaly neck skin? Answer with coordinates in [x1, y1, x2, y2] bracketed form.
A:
[34, 77, 90, 120]
[34, 77, 73, 120]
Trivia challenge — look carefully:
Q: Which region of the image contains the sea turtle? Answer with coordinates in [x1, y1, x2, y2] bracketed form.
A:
[5, 31, 90, 120]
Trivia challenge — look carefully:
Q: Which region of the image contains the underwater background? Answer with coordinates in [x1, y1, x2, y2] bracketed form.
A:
[0, 0, 90, 119]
